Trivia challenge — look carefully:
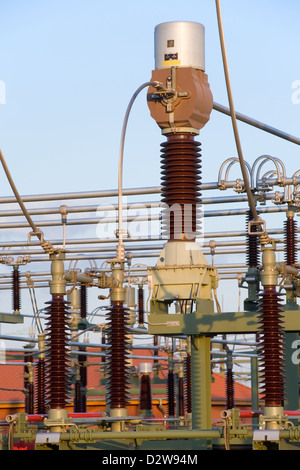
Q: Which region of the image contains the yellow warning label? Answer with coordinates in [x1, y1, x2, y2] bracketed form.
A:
[162, 60, 181, 67]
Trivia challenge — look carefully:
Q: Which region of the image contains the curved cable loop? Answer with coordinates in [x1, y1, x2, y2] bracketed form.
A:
[253, 155, 286, 189]
[117, 80, 164, 260]
[218, 157, 252, 192]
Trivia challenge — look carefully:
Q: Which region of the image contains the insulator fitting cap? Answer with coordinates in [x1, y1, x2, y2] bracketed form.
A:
[261, 246, 278, 286]
[49, 256, 66, 295]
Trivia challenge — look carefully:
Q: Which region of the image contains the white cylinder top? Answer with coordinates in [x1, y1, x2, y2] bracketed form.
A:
[154, 21, 205, 71]
[139, 362, 153, 374]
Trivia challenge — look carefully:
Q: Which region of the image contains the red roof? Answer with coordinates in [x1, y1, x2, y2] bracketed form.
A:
[0, 347, 252, 405]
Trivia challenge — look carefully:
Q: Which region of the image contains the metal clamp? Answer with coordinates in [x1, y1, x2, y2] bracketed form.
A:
[248, 219, 266, 236]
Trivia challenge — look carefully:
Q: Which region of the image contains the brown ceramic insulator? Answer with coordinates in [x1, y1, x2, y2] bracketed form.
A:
[246, 209, 260, 267]
[78, 285, 88, 411]
[35, 358, 47, 414]
[167, 371, 175, 416]
[153, 336, 159, 368]
[24, 351, 34, 414]
[44, 295, 71, 409]
[226, 369, 235, 410]
[284, 216, 298, 265]
[12, 266, 20, 312]
[160, 133, 202, 241]
[101, 333, 106, 364]
[138, 285, 144, 326]
[178, 377, 185, 417]
[78, 348, 87, 412]
[26, 383, 34, 414]
[185, 353, 192, 414]
[139, 374, 152, 411]
[257, 286, 285, 407]
[106, 301, 130, 409]
[74, 380, 83, 412]
[80, 284, 87, 319]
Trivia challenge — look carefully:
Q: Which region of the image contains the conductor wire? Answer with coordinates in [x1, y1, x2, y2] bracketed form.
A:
[215, 1, 267, 240]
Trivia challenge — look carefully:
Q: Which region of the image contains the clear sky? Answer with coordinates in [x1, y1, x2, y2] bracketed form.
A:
[0, 0, 299, 196]
[0, 0, 299, 348]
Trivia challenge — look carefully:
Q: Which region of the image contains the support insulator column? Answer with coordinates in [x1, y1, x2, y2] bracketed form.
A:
[139, 363, 152, 416]
[138, 284, 144, 326]
[167, 349, 175, 417]
[259, 244, 285, 411]
[246, 209, 260, 268]
[160, 133, 202, 241]
[257, 286, 285, 407]
[225, 350, 235, 410]
[78, 284, 87, 412]
[74, 371, 83, 413]
[12, 265, 21, 313]
[284, 210, 297, 266]
[24, 351, 34, 414]
[35, 334, 47, 414]
[185, 352, 192, 414]
[106, 301, 130, 410]
[178, 365, 185, 418]
[45, 294, 71, 409]
[36, 358, 46, 414]
[167, 371, 175, 417]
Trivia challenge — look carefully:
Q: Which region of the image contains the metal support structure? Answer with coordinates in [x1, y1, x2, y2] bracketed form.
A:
[191, 335, 212, 449]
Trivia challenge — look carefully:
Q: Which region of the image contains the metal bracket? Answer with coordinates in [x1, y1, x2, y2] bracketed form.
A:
[248, 219, 266, 236]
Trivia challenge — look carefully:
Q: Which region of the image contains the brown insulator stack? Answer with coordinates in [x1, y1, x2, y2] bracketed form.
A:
[138, 285, 144, 326]
[24, 351, 34, 414]
[78, 284, 87, 412]
[74, 380, 82, 412]
[139, 374, 152, 412]
[246, 209, 260, 268]
[153, 336, 159, 369]
[185, 353, 192, 414]
[178, 376, 185, 417]
[106, 301, 130, 410]
[257, 286, 285, 407]
[226, 370, 235, 410]
[160, 133, 202, 241]
[12, 266, 20, 312]
[101, 332, 106, 364]
[167, 370, 175, 417]
[44, 295, 71, 409]
[35, 358, 47, 414]
[284, 214, 298, 266]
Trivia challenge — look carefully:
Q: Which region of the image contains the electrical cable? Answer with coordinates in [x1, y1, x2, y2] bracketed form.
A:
[215, 1, 267, 237]
[117, 80, 164, 259]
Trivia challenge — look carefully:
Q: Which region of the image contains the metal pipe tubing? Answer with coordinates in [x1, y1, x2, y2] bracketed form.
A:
[0, 187, 162, 205]
[0, 206, 288, 230]
[213, 101, 300, 146]
[58, 428, 222, 442]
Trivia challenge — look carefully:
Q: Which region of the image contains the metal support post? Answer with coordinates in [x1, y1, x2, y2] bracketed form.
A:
[191, 335, 211, 449]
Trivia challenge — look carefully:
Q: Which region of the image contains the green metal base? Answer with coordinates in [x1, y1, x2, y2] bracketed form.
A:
[148, 308, 300, 336]
[0, 312, 23, 324]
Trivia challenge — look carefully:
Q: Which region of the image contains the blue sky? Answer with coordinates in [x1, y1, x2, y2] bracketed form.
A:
[0, 0, 299, 196]
[0, 0, 299, 342]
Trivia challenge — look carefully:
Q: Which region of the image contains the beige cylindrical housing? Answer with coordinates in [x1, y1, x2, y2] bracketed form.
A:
[154, 21, 205, 71]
